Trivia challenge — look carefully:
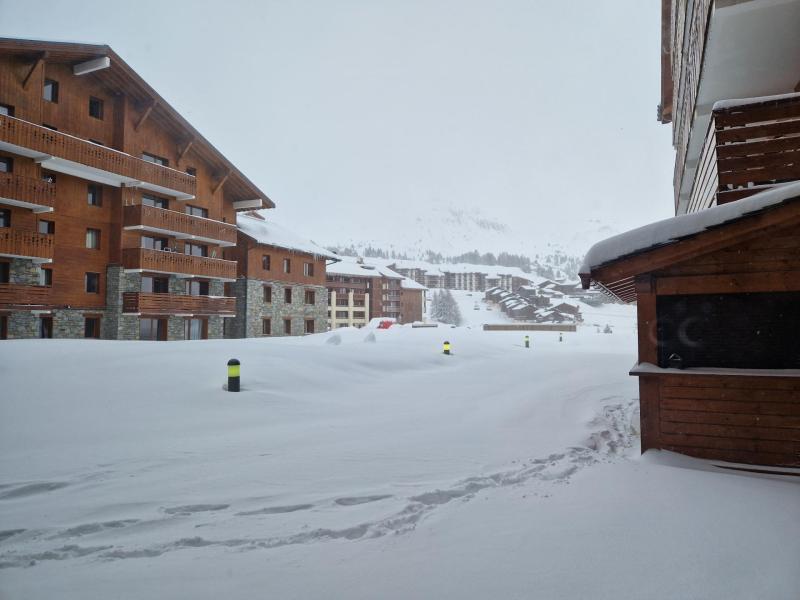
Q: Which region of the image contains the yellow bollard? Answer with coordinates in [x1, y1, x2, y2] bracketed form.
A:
[524, 335, 530, 349]
[443, 341, 451, 355]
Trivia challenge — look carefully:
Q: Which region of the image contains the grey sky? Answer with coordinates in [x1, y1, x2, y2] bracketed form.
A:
[1, 0, 675, 255]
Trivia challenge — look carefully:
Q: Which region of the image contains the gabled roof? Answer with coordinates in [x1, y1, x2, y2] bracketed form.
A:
[580, 182, 800, 303]
[400, 277, 427, 291]
[237, 213, 338, 260]
[0, 37, 273, 208]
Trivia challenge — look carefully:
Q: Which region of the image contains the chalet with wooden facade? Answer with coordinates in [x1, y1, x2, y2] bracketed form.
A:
[225, 213, 336, 338]
[0, 38, 271, 340]
[580, 0, 800, 467]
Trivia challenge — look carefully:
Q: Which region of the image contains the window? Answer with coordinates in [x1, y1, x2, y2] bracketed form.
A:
[304, 290, 315, 305]
[88, 184, 102, 206]
[185, 205, 208, 218]
[41, 171, 55, 184]
[305, 319, 315, 334]
[38, 267, 52, 286]
[657, 292, 800, 369]
[86, 228, 101, 249]
[0, 315, 6, 340]
[353, 311, 366, 318]
[262, 318, 271, 336]
[142, 194, 168, 209]
[39, 316, 53, 339]
[284, 287, 292, 304]
[263, 285, 272, 303]
[43, 79, 58, 103]
[142, 152, 168, 166]
[184, 243, 208, 257]
[283, 258, 291, 274]
[84, 317, 100, 339]
[85, 272, 100, 293]
[283, 318, 291, 335]
[38, 220, 55, 234]
[142, 276, 169, 294]
[0, 103, 13, 116]
[0, 262, 9, 283]
[0, 209, 10, 228]
[262, 255, 271, 271]
[335, 311, 348, 318]
[88, 96, 104, 119]
[140, 318, 166, 341]
[0, 157, 12, 173]
[184, 318, 207, 340]
[186, 280, 209, 296]
[141, 236, 170, 251]
[186, 166, 197, 177]
[304, 262, 315, 277]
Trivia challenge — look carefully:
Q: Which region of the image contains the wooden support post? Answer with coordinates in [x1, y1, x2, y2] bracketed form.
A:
[135, 101, 156, 131]
[23, 53, 47, 89]
[213, 170, 232, 194]
[178, 137, 195, 161]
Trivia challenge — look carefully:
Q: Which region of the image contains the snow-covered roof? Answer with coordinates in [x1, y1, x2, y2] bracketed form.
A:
[327, 259, 404, 280]
[237, 214, 339, 260]
[400, 277, 427, 291]
[712, 91, 800, 111]
[580, 181, 800, 275]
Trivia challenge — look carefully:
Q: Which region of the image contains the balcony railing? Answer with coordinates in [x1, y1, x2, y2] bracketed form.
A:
[122, 292, 236, 315]
[122, 248, 237, 280]
[0, 114, 196, 197]
[0, 173, 56, 211]
[123, 205, 237, 246]
[0, 228, 54, 261]
[0, 283, 52, 307]
[687, 94, 800, 212]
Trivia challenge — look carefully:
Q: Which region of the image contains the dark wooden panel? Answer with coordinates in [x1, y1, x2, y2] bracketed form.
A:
[661, 409, 800, 429]
[660, 397, 800, 416]
[660, 421, 799, 442]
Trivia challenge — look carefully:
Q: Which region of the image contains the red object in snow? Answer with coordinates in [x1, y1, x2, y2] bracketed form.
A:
[377, 320, 393, 329]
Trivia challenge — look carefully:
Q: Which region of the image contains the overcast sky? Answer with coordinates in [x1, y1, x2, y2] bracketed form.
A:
[1, 0, 675, 254]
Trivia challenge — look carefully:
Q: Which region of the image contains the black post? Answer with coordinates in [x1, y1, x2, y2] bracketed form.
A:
[227, 358, 240, 392]
[524, 335, 530, 348]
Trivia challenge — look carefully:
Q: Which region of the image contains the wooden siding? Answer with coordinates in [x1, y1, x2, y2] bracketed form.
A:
[229, 233, 328, 287]
[122, 292, 235, 315]
[0, 227, 53, 259]
[670, 0, 713, 211]
[122, 248, 236, 280]
[687, 94, 800, 212]
[123, 204, 237, 245]
[636, 373, 800, 467]
[399, 288, 424, 324]
[0, 171, 55, 209]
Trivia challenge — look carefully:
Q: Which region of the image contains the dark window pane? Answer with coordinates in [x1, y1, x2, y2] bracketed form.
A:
[0, 262, 9, 283]
[89, 96, 104, 119]
[0, 103, 13, 116]
[84, 317, 100, 338]
[88, 184, 102, 206]
[85, 272, 100, 293]
[38, 220, 54, 234]
[142, 152, 168, 166]
[142, 194, 168, 209]
[43, 79, 59, 102]
[0, 209, 10, 227]
[0, 157, 12, 173]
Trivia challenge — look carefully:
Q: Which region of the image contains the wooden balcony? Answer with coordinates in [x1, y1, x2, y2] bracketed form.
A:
[0, 114, 195, 199]
[122, 292, 236, 316]
[0, 228, 54, 262]
[687, 94, 800, 212]
[0, 173, 56, 212]
[122, 247, 237, 280]
[123, 205, 237, 246]
[0, 283, 52, 307]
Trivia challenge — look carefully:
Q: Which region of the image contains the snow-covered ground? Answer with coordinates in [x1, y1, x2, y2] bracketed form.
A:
[1, 319, 798, 599]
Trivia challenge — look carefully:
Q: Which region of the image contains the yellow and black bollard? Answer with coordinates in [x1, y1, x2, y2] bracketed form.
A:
[443, 341, 451, 355]
[524, 335, 530, 349]
[227, 358, 240, 392]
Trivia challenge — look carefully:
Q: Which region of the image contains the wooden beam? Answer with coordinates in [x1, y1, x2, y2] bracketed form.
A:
[135, 101, 157, 131]
[213, 170, 232, 194]
[23, 52, 47, 90]
[655, 271, 800, 296]
[178, 138, 195, 161]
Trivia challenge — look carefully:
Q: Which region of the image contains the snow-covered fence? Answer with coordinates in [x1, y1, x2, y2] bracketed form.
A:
[482, 324, 576, 332]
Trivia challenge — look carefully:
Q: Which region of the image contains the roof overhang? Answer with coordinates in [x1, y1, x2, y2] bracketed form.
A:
[581, 187, 800, 303]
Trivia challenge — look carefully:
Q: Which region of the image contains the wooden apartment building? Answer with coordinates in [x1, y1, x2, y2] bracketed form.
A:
[0, 38, 271, 340]
[580, 0, 800, 466]
[225, 213, 337, 337]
